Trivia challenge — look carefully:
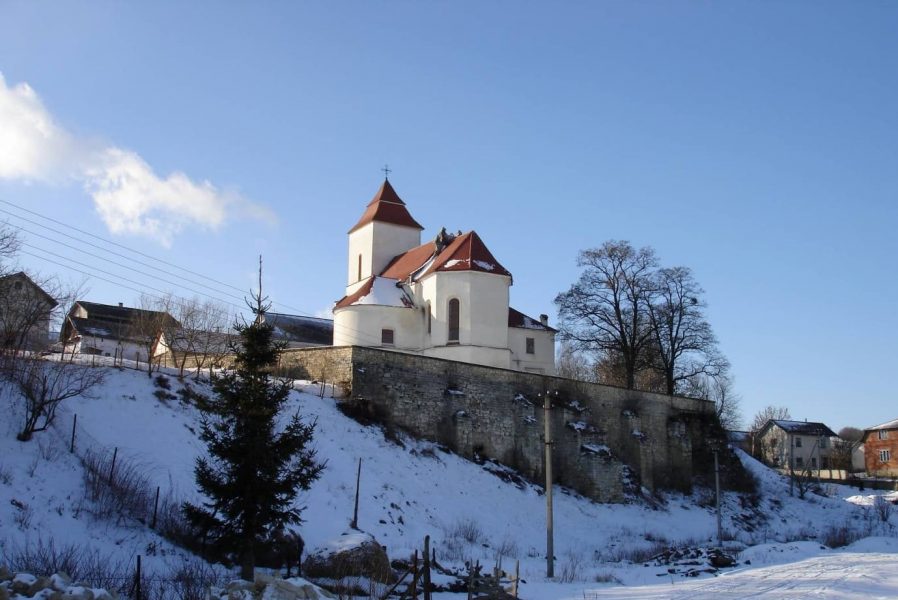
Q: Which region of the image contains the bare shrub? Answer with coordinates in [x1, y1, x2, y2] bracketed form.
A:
[819, 522, 863, 548]
[448, 517, 484, 545]
[558, 549, 586, 583]
[0, 461, 11, 484]
[493, 535, 520, 560]
[2, 538, 131, 591]
[594, 571, 621, 584]
[3, 357, 105, 441]
[38, 436, 62, 462]
[874, 495, 893, 523]
[81, 447, 153, 524]
[12, 500, 33, 530]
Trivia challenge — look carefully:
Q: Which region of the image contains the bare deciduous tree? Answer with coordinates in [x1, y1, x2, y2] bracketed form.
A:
[3, 357, 105, 441]
[751, 405, 792, 434]
[830, 426, 864, 471]
[555, 342, 597, 382]
[134, 294, 178, 376]
[169, 298, 231, 378]
[555, 241, 658, 390]
[685, 371, 743, 430]
[646, 266, 728, 395]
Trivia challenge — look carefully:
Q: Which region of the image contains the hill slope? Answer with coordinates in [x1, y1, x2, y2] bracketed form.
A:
[1, 361, 895, 598]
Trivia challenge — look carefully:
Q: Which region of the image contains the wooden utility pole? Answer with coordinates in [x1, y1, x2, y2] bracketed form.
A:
[351, 458, 362, 529]
[544, 392, 554, 578]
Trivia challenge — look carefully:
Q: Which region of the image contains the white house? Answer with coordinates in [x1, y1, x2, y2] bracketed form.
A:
[333, 179, 556, 374]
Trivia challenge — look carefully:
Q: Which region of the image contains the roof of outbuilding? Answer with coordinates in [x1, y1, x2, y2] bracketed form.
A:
[348, 180, 424, 234]
[264, 312, 334, 346]
[67, 316, 143, 343]
[74, 301, 179, 328]
[764, 420, 837, 437]
[508, 307, 556, 332]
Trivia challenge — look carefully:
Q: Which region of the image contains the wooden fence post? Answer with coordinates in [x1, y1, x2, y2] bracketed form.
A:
[423, 536, 431, 600]
[151, 486, 160, 529]
[412, 550, 418, 600]
[70, 414, 77, 454]
[108, 447, 118, 485]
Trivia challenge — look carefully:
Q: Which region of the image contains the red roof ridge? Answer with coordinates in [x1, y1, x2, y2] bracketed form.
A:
[348, 180, 424, 233]
[422, 230, 512, 279]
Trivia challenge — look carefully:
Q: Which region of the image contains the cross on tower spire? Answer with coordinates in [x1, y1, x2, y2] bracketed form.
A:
[381, 164, 392, 180]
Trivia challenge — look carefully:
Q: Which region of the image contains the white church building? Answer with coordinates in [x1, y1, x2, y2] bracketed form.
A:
[333, 179, 556, 375]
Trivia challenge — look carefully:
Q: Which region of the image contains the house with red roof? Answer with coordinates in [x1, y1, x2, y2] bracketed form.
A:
[333, 179, 556, 374]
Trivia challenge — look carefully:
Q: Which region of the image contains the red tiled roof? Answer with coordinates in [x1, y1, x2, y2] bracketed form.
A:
[380, 242, 436, 281]
[334, 277, 375, 309]
[508, 307, 557, 332]
[348, 180, 424, 234]
[421, 231, 512, 278]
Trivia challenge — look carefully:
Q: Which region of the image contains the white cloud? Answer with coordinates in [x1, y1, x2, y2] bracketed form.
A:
[0, 73, 275, 246]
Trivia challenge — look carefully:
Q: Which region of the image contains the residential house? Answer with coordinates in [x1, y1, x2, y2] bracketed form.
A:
[862, 418, 898, 477]
[61, 301, 179, 364]
[756, 419, 838, 471]
[333, 179, 556, 374]
[0, 271, 58, 351]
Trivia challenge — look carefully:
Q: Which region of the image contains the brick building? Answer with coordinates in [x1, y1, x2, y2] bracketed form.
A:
[862, 418, 898, 477]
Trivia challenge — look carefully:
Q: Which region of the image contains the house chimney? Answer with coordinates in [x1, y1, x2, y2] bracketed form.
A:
[540, 314, 549, 327]
[118, 302, 123, 307]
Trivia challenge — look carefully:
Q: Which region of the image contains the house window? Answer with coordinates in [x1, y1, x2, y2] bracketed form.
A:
[13, 280, 22, 291]
[525, 337, 535, 354]
[795, 456, 804, 468]
[819, 438, 828, 449]
[811, 457, 817, 469]
[794, 437, 802, 448]
[880, 449, 891, 463]
[448, 299, 459, 343]
[358, 254, 363, 282]
[879, 430, 889, 440]
[381, 329, 394, 346]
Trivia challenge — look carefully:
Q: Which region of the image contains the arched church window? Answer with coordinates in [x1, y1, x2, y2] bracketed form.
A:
[448, 298, 459, 344]
[357, 254, 363, 282]
[426, 302, 432, 335]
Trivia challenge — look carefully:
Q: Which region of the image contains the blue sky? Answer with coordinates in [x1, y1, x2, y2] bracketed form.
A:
[1, 1, 896, 431]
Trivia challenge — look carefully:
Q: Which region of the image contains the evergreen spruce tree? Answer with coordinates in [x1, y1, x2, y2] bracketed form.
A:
[184, 273, 324, 581]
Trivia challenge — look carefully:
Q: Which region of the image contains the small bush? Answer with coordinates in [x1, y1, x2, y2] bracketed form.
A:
[154, 374, 172, 390]
[558, 550, 586, 583]
[874, 495, 893, 523]
[819, 522, 862, 548]
[594, 571, 621, 584]
[0, 462, 12, 485]
[81, 448, 153, 524]
[449, 517, 484, 545]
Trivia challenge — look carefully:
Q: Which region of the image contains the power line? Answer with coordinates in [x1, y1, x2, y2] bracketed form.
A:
[0, 198, 246, 295]
[0, 199, 336, 319]
[3, 198, 392, 346]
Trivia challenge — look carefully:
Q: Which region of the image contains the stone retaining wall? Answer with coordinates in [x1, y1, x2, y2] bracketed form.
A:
[280, 346, 715, 502]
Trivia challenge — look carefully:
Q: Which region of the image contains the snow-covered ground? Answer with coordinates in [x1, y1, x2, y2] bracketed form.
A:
[1, 359, 896, 598]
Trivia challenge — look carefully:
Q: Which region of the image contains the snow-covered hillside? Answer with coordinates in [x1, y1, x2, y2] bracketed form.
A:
[1, 361, 896, 599]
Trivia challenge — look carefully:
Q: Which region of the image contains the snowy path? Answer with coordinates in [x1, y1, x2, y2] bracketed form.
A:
[561, 553, 898, 599]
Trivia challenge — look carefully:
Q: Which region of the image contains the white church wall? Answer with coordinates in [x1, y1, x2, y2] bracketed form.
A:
[333, 304, 422, 350]
[347, 222, 421, 290]
[508, 327, 556, 375]
[418, 271, 511, 369]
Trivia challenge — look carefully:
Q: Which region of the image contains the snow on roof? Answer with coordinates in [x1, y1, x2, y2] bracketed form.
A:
[767, 420, 837, 437]
[508, 307, 556, 332]
[865, 418, 898, 431]
[334, 277, 415, 309]
[264, 312, 333, 346]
